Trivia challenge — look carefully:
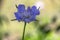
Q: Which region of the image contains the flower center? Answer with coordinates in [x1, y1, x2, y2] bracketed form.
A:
[25, 16, 30, 18]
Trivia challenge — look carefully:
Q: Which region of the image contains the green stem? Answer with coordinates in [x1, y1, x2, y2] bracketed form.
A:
[22, 22, 26, 40]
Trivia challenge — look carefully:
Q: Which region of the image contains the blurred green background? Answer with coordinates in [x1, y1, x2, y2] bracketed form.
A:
[0, 0, 60, 40]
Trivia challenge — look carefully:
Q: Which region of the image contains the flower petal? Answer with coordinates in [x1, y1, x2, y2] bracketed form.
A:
[29, 15, 36, 21]
[17, 4, 25, 13]
[27, 6, 31, 12]
[31, 6, 40, 15]
[14, 12, 22, 21]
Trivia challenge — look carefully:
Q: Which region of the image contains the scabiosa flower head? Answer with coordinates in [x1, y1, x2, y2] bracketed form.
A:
[14, 4, 40, 23]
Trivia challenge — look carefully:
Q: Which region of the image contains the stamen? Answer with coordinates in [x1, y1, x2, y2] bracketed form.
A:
[15, 4, 18, 8]
[11, 19, 17, 21]
[38, 7, 40, 10]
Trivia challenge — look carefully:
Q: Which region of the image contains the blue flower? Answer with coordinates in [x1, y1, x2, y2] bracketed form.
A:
[14, 4, 40, 23]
